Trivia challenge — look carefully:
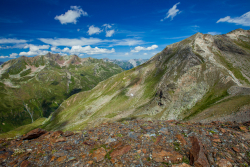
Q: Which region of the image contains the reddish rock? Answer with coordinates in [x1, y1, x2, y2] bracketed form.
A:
[22, 128, 47, 140]
[219, 128, 226, 133]
[51, 131, 64, 138]
[154, 135, 162, 145]
[63, 131, 74, 137]
[83, 140, 95, 146]
[55, 137, 66, 143]
[0, 152, 8, 159]
[212, 138, 221, 143]
[9, 160, 18, 166]
[232, 147, 240, 153]
[110, 145, 131, 158]
[20, 160, 31, 167]
[92, 147, 106, 162]
[176, 134, 187, 145]
[50, 156, 56, 162]
[172, 163, 192, 167]
[152, 149, 183, 163]
[87, 161, 93, 165]
[189, 136, 209, 167]
[216, 159, 233, 167]
[239, 126, 247, 132]
[56, 156, 66, 162]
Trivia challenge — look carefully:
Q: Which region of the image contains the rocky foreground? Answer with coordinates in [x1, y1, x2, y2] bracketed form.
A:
[0, 120, 250, 167]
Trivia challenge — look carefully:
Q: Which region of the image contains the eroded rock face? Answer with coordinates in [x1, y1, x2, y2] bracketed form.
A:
[189, 136, 209, 167]
[22, 128, 47, 140]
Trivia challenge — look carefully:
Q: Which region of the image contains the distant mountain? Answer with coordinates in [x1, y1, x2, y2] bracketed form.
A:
[102, 58, 148, 70]
[42, 29, 250, 131]
[0, 62, 3, 65]
[0, 53, 123, 133]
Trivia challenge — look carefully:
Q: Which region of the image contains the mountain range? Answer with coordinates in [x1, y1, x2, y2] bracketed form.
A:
[1, 28, 250, 137]
[40, 28, 250, 132]
[102, 58, 148, 70]
[0, 53, 123, 133]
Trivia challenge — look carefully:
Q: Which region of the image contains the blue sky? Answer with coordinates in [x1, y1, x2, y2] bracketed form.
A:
[0, 0, 250, 61]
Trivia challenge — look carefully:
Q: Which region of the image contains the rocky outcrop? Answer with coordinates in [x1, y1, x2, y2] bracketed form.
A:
[0, 120, 249, 166]
[22, 128, 47, 140]
[189, 136, 209, 167]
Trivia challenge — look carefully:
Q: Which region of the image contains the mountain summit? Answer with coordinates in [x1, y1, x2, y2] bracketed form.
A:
[42, 29, 250, 131]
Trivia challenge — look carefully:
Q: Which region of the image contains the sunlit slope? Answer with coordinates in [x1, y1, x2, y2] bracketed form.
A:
[44, 29, 250, 131]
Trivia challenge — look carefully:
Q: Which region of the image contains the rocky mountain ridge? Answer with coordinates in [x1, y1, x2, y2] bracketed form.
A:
[0, 53, 123, 133]
[41, 29, 250, 132]
[102, 58, 148, 70]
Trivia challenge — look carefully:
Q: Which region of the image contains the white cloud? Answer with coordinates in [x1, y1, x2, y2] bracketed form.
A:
[40, 37, 144, 47]
[217, 11, 250, 26]
[103, 24, 112, 28]
[113, 39, 144, 46]
[9, 53, 18, 58]
[207, 32, 221, 35]
[143, 53, 148, 55]
[55, 6, 88, 24]
[0, 53, 18, 59]
[19, 44, 50, 56]
[125, 52, 129, 56]
[131, 45, 158, 52]
[103, 24, 115, 37]
[19, 50, 49, 56]
[39, 37, 103, 46]
[77, 29, 80, 32]
[161, 2, 181, 21]
[87, 25, 103, 35]
[106, 29, 115, 37]
[24, 44, 50, 51]
[0, 56, 8, 58]
[52, 45, 115, 55]
[0, 38, 28, 44]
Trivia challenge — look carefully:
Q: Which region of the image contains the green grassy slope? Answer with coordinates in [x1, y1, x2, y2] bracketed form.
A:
[0, 54, 123, 133]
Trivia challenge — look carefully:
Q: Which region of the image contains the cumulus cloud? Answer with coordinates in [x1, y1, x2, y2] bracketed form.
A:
[24, 44, 50, 51]
[0, 53, 18, 59]
[52, 45, 115, 55]
[0, 38, 28, 44]
[143, 53, 148, 55]
[217, 11, 250, 26]
[19, 44, 50, 56]
[131, 45, 158, 53]
[103, 24, 115, 37]
[106, 30, 115, 37]
[161, 2, 181, 21]
[9, 53, 18, 58]
[55, 6, 88, 24]
[125, 52, 129, 56]
[87, 25, 103, 35]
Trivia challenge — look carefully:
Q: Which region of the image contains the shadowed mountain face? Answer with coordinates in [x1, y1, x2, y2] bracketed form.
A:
[43, 29, 250, 131]
[102, 58, 148, 70]
[0, 53, 123, 133]
[0, 62, 3, 65]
